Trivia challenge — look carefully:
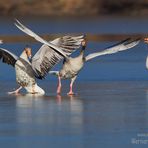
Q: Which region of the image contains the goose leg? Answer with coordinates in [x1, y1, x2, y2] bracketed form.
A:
[57, 75, 62, 94]
[67, 76, 77, 95]
[8, 86, 22, 95]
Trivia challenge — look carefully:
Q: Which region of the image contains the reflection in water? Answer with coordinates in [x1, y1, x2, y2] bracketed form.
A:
[15, 94, 83, 147]
[1, 82, 148, 147]
[16, 94, 45, 107]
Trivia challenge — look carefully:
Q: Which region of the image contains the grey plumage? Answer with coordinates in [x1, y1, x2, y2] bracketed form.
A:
[0, 47, 45, 94]
[50, 38, 140, 94]
[0, 47, 18, 67]
[85, 38, 140, 61]
[15, 19, 84, 79]
[14, 19, 140, 95]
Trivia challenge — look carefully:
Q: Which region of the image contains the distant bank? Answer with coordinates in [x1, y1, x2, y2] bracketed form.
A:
[0, 0, 148, 17]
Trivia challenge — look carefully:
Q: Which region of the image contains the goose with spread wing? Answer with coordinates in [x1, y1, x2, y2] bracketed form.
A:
[49, 38, 140, 95]
[0, 23, 84, 95]
[14, 20, 140, 95]
[0, 46, 45, 94]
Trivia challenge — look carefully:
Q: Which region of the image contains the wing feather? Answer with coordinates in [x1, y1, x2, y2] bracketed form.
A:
[85, 38, 140, 61]
[0, 48, 18, 67]
[31, 44, 63, 79]
[50, 35, 84, 54]
[14, 19, 68, 58]
[14, 19, 85, 79]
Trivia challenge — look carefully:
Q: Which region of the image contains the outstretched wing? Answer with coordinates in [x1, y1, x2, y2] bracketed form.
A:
[50, 35, 84, 55]
[0, 48, 18, 67]
[14, 19, 68, 58]
[14, 19, 84, 79]
[85, 38, 140, 61]
[31, 45, 64, 79]
[32, 35, 84, 79]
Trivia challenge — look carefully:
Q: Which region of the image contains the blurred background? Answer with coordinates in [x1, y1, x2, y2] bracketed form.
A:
[0, 0, 148, 17]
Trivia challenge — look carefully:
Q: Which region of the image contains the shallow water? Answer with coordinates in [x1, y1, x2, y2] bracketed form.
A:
[0, 81, 148, 148]
[0, 17, 148, 147]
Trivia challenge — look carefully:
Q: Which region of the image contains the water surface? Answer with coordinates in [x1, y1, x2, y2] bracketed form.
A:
[0, 17, 148, 147]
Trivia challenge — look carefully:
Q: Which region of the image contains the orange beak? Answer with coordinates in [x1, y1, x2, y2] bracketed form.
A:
[25, 47, 32, 62]
[81, 39, 86, 47]
[144, 38, 148, 43]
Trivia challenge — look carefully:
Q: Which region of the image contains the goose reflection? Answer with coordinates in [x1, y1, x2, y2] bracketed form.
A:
[16, 93, 45, 108]
[16, 93, 83, 128]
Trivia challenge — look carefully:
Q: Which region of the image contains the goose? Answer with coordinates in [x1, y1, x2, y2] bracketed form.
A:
[0, 23, 84, 95]
[14, 20, 140, 95]
[0, 46, 45, 95]
[144, 37, 148, 69]
[50, 38, 140, 95]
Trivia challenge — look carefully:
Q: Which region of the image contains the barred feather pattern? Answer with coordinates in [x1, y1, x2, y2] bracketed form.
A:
[32, 45, 63, 79]
[32, 35, 84, 79]
[51, 35, 84, 55]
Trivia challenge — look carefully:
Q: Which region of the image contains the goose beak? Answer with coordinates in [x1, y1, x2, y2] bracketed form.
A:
[0, 40, 3, 44]
[144, 38, 148, 43]
[28, 55, 32, 62]
[81, 39, 86, 47]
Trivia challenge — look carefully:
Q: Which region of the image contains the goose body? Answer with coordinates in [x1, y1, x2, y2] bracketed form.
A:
[50, 39, 140, 95]
[0, 47, 45, 95]
[15, 51, 45, 94]
[60, 53, 84, 79]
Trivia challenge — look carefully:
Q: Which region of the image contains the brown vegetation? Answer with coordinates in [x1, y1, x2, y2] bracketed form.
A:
[0, 0, 148, 17]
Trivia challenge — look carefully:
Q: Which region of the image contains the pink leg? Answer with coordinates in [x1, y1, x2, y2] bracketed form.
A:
[8, 86, 22, 95]
[57, 75, 62, 94]
[67, 76, 77, 95]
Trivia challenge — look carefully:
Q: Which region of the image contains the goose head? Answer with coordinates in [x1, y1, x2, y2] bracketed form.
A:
[144, 37, 148, 44]
[24, 47, 32, 62]
[81, 39, 86, 47]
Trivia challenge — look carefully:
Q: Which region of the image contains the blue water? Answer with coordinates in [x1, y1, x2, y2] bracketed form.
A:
[0, 37, 147, 81]
[0, 17, 148, 148]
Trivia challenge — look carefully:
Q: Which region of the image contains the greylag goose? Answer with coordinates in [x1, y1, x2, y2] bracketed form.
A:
[49, 38, 140, 95]
[144, 38, 148, 69]
[0, 23, 84, 95]
[0, 46, 45, 94]
[14, 20, 140, 95]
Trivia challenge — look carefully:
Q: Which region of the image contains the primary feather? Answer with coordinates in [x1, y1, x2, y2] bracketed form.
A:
[14, 19, 68, 58]
[14, 19, 84, 79]
[85, 38, 140, 61]
[0, 48, 18, 67]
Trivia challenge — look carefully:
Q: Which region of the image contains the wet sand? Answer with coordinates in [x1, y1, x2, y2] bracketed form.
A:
[0, 81, 148, 147]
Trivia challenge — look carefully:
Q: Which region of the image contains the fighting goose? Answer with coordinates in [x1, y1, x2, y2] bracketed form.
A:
[14, 20, 140, 95]
[0, 24, 84, 95]
[49, 38, 140, 95]
[0, 46, 45, 94]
